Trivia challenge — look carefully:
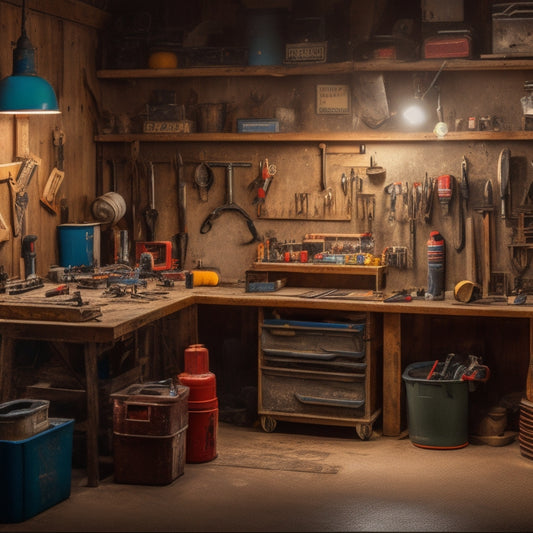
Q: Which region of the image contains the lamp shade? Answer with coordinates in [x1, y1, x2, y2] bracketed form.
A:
[0, 11, 60, 115]
[0, 74, 59, 114]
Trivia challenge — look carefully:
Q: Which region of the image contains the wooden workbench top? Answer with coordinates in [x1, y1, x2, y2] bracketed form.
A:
[0, 281, 532, 343]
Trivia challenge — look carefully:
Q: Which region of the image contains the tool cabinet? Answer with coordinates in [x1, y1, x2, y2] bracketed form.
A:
[258, 308, 382, 439]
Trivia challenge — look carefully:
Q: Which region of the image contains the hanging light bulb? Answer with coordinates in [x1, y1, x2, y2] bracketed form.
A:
[402, 61, 447, 128]
[0, 0, 60, 114]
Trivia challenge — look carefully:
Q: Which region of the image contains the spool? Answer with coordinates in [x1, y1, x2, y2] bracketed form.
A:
[191, 270, 219, 287]
[178, 344, 218, 463]
[91, 192, 126, 225]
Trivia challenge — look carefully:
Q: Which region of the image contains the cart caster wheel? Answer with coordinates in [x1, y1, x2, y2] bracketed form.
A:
[356, 423, 372, 441]
[260, 416, 277, 433]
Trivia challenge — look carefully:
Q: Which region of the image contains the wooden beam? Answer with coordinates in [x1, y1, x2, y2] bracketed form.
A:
[383, 312, 402, 436]
[1, 0, 111, 30]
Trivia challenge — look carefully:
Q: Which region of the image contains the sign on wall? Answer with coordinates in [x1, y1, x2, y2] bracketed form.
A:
[316, 84, 351, 114]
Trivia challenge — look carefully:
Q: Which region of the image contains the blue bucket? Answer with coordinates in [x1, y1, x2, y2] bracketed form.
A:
[246, 9, 285, 65]
[57, 223, 100, 267]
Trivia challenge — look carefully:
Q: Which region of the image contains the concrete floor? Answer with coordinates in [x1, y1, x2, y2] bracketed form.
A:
[1, 421, 532, 532]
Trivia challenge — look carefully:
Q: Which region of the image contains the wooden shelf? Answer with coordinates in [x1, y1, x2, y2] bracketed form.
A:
[96, 58, 533, 79]
[95, 130, 533, 144]
[250, 262, 387, 291]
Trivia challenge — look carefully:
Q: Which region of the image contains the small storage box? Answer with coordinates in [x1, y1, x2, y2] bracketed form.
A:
[111, 382, 189, 436]
[112, 382, 189, 485]
[237, 119, 279, 133]
[0, 399, 50, 441]
[493, 3, 533, 56]
[423, 35, 472, 58]
[0, 418, 74, 523]
[113, 426, 187, 485]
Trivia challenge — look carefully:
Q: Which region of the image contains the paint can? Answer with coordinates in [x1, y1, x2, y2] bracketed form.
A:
[57, 223, 100, 267]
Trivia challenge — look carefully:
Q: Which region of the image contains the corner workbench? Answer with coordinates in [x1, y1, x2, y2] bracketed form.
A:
[1, 282, 532, 486]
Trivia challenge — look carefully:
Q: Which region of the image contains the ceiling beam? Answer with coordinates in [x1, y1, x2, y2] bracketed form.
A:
[1, 0, 111, 30]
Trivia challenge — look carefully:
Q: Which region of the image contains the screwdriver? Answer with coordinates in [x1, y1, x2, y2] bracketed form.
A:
[45, 284, 69, 297]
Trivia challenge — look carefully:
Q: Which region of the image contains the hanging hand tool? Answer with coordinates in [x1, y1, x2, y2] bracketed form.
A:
[341, 172, 348, 196]
[474, 179, 495, 298]
[7, 156, 39, 237]
[408, 182, 422, 268]
[200, 162, 260, 245]
[455, 156, 469, 253]
[384, 182, 402, 222]
[40, 128, 65, 215]
[498, 147, 510, 219]
[253, 158, 276, 216]
[422, 173, 434, 224]
[143, 161, 158, 241]
[319, 143, 327, 190]
[173, 153, 188, 270]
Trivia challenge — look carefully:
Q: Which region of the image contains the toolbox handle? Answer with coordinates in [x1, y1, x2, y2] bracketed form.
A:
[295, 393, 365, 409]
[125, 403, 152, 422]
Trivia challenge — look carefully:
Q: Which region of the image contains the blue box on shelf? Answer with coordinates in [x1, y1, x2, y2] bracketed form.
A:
[0, 418, 74, 523]
[237, 119, 279, 133]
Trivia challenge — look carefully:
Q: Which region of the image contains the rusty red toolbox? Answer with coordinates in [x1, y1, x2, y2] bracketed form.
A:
[113, 426, 187, 485]
[423, 34, 472, 58]
[111, 383, 189, 437]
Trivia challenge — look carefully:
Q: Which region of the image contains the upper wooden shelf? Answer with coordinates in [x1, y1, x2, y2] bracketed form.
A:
[94, 131, 533, 143]
[96, 58, 533, 79]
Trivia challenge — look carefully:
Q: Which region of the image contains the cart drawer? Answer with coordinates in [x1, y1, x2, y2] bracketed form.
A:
[260, 366, 366, 419]
[261, 319, 365, 361]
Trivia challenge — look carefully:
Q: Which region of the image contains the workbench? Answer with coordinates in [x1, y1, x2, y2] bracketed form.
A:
[1, 282, 532, 486]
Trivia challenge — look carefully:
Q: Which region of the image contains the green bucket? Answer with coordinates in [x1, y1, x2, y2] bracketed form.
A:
[402, 361, 469, 449]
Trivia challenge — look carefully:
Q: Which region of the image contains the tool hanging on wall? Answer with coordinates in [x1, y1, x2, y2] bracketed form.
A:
[384, 182, 402, 223]
[252, 158, 276, 216]
[8, 156, 39, 237]
[143, 161, 158, 241]
[454, 156, 469, 253]
[408, 182, 422, 268]
[172, 152, 188, 270]
[200, 162, 260, 245]
[498, 147, 510, 220]
[437, 174, 453, 216]
[474, 180, 495, 297]
[422, 173, 435, 224]
[40, 128, 65, 215]
[193, 161, 214, 202]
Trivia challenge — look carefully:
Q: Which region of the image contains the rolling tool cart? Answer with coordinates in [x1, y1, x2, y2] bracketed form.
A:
[257, 308, 382, 440]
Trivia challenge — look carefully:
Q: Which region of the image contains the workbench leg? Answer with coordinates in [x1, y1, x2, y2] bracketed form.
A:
[84, 343, 100, 487]
[526, 318, 533, 402]
[383, 313, 402, 436]
[0, 336, 15, 402]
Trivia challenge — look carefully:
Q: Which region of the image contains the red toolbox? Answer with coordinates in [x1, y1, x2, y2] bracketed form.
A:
[423, 34, 472, 58]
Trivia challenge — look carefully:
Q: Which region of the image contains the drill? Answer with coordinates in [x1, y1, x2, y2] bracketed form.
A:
[21, 234, 38, 279]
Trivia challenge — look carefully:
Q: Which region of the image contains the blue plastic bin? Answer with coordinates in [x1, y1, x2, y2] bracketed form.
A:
[0, 418, 74, 523]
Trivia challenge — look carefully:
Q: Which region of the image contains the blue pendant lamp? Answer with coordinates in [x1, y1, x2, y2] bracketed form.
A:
[0, 0, 60, 114]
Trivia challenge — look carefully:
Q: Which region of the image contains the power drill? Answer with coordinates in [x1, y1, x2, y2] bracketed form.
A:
[22, 234, 38, 279]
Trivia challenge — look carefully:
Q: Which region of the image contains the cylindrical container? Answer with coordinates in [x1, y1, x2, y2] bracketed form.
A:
[403, 361, 469, 449]
[57, 223, 101, 267]
[426, 231, 445, 300]
[184, 344, 209, 374]
[197, 103, 226, 133]
[246, 9, 284, 65]
[178, 344, 218, 463]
